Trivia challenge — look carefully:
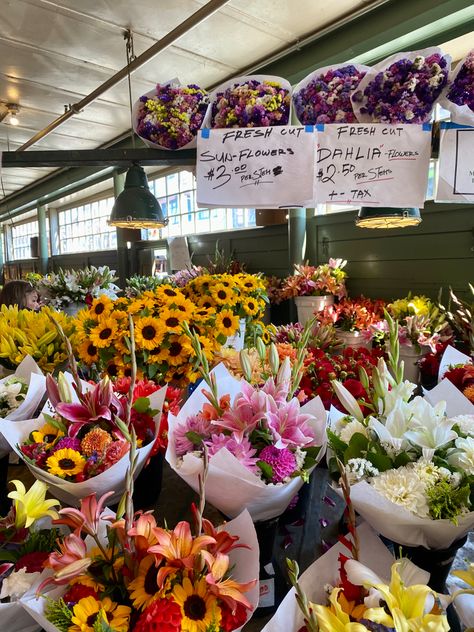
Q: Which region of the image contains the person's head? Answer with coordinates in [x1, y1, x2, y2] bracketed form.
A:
[0, 280, 40, 311]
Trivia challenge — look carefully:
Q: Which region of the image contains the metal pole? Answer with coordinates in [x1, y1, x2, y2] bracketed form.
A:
[288, 208, 307, 321]
[113, 171, 128, 288]
[37, 204, 49, 274]
[17, 0, 231, 151]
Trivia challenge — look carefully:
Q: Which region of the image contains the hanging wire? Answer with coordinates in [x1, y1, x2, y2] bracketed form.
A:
[124, 29, 137, 150]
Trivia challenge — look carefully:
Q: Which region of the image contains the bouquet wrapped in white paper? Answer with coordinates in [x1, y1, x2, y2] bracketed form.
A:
[167, 359, 327, 521]
[423, 345, 474, 417]
[1, 373, 166, 506]
[0, 355, 46, 458]
[439, 49, 474, 126]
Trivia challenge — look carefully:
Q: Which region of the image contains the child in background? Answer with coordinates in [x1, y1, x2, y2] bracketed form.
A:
[0, 280, 41, 311]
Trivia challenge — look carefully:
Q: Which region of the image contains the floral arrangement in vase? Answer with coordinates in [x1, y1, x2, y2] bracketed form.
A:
[209, 77, 291, 128]
[39, 266, 120, 310]
[134, 82, 208, 149]
[352, 49, 450, 124]
[293, 64, 368, 124]
[0, 306, 75, 373]
[280, 259, 347, 301]
[317, 296, 386, 349]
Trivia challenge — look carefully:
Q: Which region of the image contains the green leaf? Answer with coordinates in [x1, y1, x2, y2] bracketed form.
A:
[0, 550, 20, 563]
[327, 429, 348, 456]
[132, 397, 151, 414]
[185, 431, 204, 447]
[257, 460, 274, 481]
[344, 432, 369, 463]
[394, 452, 411, 468]
[366, 451, 393, 472]
[147, 363, 159, 379]
[216, 333, 227, 345]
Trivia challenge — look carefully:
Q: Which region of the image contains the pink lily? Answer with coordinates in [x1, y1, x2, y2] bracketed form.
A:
[37, 531, 91, 593]
[201, 551, 255, 611]
[54, 491, 114, 537]
[217, 382, 268, 440]
[266, 398, 317, 449]
[128, 512, 159, 559]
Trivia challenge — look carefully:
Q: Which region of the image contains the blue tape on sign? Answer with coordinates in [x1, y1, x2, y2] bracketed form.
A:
[440, 121, 474, 130]
[422, 123, 432, 131]
[316, 123, 325, 131]
[305, 125, 314, 133]
[201, 128, 210, 138]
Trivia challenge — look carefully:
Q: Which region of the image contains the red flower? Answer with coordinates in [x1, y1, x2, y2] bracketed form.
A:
[133, 598, 182, 632]
[338, 553, 365, 603]
[15, 551, 49, 573]
[340, 379, 371, 416]
[444, 366, 468, 390]
[220, 600, 249, 631]
[63, 582, 99, 605]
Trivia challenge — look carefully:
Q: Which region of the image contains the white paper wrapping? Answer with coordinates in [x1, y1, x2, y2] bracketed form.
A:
[424, 378, 474, 416]
[0, 599, 42, 632]
[438, 345, 472, 382]
[20, 510, 259, 632]
[292, 63, 370, 125]
[202, 74, 292, 129]
[0, 356, 46, 458]
[261, 522, 395, 632]
[351, 47, 451, 124]
[1, 387, 167, 506]
[439, 51, 474, 126]
[454, 592, 474, 628]
[166, 364, 327, 521]
[343, 480, 474, 549]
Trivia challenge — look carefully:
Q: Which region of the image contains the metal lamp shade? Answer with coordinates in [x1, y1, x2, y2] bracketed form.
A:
[355, 207, 422, 229]
[109, 164, 168, 229]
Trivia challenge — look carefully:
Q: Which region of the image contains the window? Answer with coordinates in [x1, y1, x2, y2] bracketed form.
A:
[11, 220, 39, 260]
[145, 170, 256, 240]
[58, 197, 117, 254]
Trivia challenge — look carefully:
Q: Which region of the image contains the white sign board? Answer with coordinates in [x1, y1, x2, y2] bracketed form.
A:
[436, 124, 474, 203]
[168, 236, 191, 271]
[314, 123, 431, 207]
[196, 126, 315, 208]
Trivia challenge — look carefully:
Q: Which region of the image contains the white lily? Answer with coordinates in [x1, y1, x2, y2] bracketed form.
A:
[447, 437, 474, 476]
[331, 380, 364, 423]
[368, 400, 413, 451]
[405, 413, 458, 455]
[345, 557, 430, 591]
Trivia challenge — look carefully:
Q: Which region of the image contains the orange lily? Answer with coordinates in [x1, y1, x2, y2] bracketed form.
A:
[127, 511, 159, 560]
[37, 531, 91, 593]
[202, 551, 256, 611]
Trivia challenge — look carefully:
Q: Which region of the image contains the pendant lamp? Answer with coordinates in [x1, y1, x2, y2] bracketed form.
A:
[108, 30, 168, 230]
[355, 207, 422, 229]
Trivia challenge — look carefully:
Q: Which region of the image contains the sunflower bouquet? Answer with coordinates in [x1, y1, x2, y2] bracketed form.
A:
[73, 287, 223, 386]
[0, 306, 75, 373]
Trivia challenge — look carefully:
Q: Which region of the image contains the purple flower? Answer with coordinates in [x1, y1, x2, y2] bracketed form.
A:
[266, 398, 317, 449]
[51, 437, 81, 453]
[174, 413, 212, 456]
[205, 432, 258, 472]
[446, 51, 474, 112]
[258, 445, 297, 482]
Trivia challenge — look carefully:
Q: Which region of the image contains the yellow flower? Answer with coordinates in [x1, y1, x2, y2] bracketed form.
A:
[172, 576, 221, 632]
[210, 283, 236, 306]
[161, 307, 187, 333]
[216, 310, 240, 337]
[158, 335, 194, 367]
[241, 297, 260, 317]
[89, 317, 118, 349]
[197, 296, 216, 310]
[8, 479, 60, 529]
[128, 555, 161, 611]
[311, 588, 369, 631]
[453, 563, 474, 588]
[193, 306, 216, 322]
[77, 339, 99, 364]
[46, 448, 86, 478]
[31, 422, 64, 445]
[135, 316, 165, 350]
[155, 284, 180, 301]
[89, 296, 113, 318]
[70, 596, 131, 632]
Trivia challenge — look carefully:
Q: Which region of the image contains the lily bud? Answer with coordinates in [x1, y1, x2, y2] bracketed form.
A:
[57, 372, 72, 403]
[239, 350, 253, 382]
[269, 343, 280, 375]
[256, 337, 266, 362]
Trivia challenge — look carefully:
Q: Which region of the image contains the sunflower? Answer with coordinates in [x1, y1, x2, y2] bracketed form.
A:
[77, 339, 99, 364]
[135, 316, 165, 351]
[168, 295, 195, 319]
[153, 335, 193, 367]
[241, 297, 260, 317]
[161, 307, 187, 333]
[239, 275, 259, 291]
[70, 595, 131, 632]
[46, 448, 86, 478]
[90, 296, 113, 318]
[193, 306, 216, 322]
[210, 283, 236, 306]
[89, 317, 118, 349]
[31, 422, 64, 446]
[215, 310, 240, 337]
[128, 555, 162, 611]
[197, 296, 216, 310]
[155, 284, 180, 301]
[172, 577, 221, 632]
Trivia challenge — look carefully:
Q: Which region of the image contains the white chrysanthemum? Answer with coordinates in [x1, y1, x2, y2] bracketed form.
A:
[345, 458, 379, 484]
[0, 568, 40, 600]
[408, 458, 442, 487]
[447, 437, 474, 475]
[294, 446, 306, 470]
[339, 419, 368, 444]
[371, 468, 429, 518]
[452, 415, 474, 437]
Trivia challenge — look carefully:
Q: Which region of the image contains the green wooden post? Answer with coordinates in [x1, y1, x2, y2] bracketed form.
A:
[288, 208, 307, 321]
[0, 227, 4, 282]
[113, 171, 128, 288]
[37, 204, 49, 274]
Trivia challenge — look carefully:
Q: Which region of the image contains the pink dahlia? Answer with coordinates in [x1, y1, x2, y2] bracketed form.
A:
[258, 445, 297, 483]
[205, 433, 258, 471]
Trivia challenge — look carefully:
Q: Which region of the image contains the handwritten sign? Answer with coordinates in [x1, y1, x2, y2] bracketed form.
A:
[436, 123, 474, 203]
[314, 123, 431, 207]
[196, 126, 315, 208]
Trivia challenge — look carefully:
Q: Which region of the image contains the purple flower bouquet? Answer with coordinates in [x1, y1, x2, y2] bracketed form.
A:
[205, 74, 292, 129]
[133, 81, 208, 150]
[293, 63, 369, 124]
[440, 49, 474, 126]
[351, 48, 450, 124]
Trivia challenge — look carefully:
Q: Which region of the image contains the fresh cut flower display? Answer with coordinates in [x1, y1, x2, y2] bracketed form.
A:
[39, 266, 120, 310]
[0, 479, 60, 632]
[351, 47, 450, 124]
[133, 81, 208, 150]
[328, 314, 474, 548]
[206, 74, 291, 128]
[293, 63, 369, 124]
[167, 325, 327, 521]
[280, 259, 348, 301]
[440, 48, 474, 126]
[317, 296, 386, 345]
[0, 306, 75, 373]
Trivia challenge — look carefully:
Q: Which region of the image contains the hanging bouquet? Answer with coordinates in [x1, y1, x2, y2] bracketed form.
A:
[0, 306, 75, 373]
[133, 81, 208, 150]
[0, 479, 60, 632]
[376, 294, 452, 353]
[73, 286, 224, 386]
[39, 266, 120, 310]
[328, 314, 474, 548]
[124, 275, 171, 298]
[293, 63, 369, 124]
[280, 259, 348, 301]
[351, 48, 450, 124]
[440, 48, 474, 126]
[207, 74, 291, 128]
[167, 325, 327, 521]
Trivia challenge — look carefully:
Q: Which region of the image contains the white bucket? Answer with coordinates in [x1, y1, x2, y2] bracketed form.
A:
[399, 344, 430, 384]
[337, 329, 372, 350]
[294, 295, 334, 326]
[223, 318, 247, 351]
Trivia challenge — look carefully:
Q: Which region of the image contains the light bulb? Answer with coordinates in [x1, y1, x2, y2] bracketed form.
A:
[9, 114, 19, 126]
